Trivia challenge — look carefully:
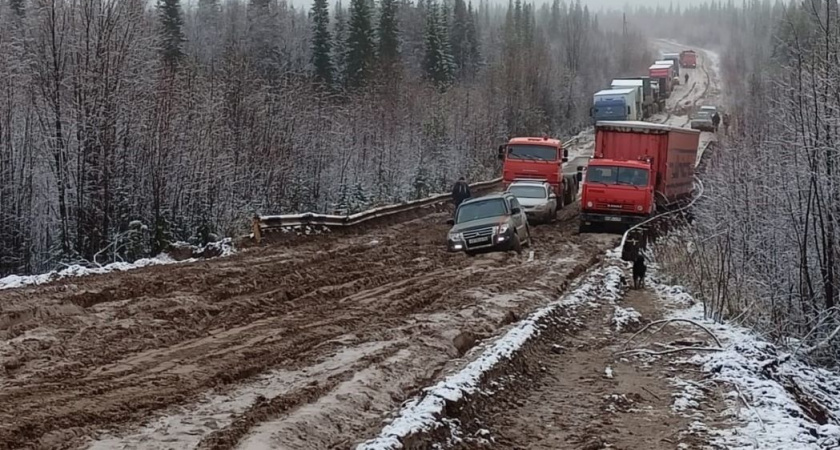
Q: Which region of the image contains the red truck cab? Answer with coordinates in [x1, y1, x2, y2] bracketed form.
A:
[579, 121, 700, 232]
[498, 136, 578, 207]
[680, 50, 697, 68]
[580, 158, 655, 230]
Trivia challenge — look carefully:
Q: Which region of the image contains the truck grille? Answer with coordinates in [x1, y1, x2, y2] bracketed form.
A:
[595, 202, 634, 211]
[462, 227, 495, 248]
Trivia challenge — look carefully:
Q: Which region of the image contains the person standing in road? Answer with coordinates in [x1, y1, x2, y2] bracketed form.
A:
[451, 176, 471, 211]
[711, 112, 721, 132]
[684, 73, 689, 84]
[722, 113, 731, 135]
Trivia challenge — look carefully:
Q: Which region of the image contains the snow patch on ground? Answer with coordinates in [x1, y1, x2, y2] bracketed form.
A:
[356, 257, 625, 450]
[653, 275, 840, 450]
[612, 305, 641, 332]
[0, 239, 235, 291]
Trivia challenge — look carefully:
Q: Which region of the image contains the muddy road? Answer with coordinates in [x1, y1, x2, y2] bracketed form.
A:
[0, 202, 615, 449]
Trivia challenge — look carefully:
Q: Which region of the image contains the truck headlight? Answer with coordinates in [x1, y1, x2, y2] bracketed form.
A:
[586, 201, 593, 208]
[636, 205, 643, 212]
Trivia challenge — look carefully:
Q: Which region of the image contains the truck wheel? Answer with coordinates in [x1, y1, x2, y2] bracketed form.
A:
[578, 222, 589, 234]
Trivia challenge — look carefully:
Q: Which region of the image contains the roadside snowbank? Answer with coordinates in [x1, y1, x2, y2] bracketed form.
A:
[357, 258, 624, 450]
[653, 276, 840, 449]
[0, 238, 235, 291]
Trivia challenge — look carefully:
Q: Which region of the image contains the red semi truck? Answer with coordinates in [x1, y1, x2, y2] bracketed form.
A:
[579, 121, 700, 232]
[649, 63, 673, 98]
[498, 136, 579, 208]
[680, 50, 697, 68]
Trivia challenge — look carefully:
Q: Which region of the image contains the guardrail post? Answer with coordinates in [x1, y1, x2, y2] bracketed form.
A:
[252, 214, 262, 245]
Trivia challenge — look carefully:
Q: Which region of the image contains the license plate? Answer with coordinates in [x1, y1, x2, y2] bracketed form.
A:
[605, 216, 621, 222]
[469, 238, 489, 244]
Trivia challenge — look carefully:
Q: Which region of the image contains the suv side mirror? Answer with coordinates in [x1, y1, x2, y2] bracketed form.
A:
[497, 145, 505, 160]
[446, 218, 455, 225]
[511, 207, 521, 215]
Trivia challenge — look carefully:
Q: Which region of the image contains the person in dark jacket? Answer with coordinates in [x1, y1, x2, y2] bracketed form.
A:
[452, 177, 471, 210]
[684, 73, 689, 84]
[712, 112, 721, 132]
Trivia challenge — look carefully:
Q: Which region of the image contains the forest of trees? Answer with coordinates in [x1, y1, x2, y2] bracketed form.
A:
[0, 0, 652, 276]
[648, 0, 840, 364]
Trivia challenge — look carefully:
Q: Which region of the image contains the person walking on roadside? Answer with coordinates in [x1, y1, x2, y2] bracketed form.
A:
[711, 112, 721, 132]
[722, 113, 731, 135]
[451, 176, 471, 212]
[684, 73, 689, 84]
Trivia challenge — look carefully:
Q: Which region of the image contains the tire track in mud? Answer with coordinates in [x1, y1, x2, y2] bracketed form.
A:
[0, 203, 615, 449]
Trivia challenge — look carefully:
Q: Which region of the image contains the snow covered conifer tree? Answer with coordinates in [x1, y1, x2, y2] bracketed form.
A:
[310, 0, 334, 86]
[157, 0, 185, 68]
[345, 0, 376, 88]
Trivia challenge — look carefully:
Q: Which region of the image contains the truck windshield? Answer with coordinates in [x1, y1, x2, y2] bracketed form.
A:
[508, 185, 546, 199]
[587, 166, 649, 187]
[456, 198, 508, 223]
[507, 145, 556, 161]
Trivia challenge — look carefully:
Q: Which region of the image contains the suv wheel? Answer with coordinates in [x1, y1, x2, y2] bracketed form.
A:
[525, 225, 532, 247]
[510, 232, 523, 254]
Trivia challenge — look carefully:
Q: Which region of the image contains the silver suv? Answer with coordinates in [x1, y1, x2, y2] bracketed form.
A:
[506, 180, 558, 223]
[446, 193, 532, 255]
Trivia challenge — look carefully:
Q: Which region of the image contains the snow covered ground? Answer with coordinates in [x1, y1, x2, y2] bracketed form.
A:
[650, 269, 840, 450]
[356, 258, 625, 450]
[0, 239, 235, 291]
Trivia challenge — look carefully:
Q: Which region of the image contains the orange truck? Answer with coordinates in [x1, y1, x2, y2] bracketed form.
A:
[579, 121, 700, 232]
[498, 136, 579, 208]
[680, 50, 697, 68]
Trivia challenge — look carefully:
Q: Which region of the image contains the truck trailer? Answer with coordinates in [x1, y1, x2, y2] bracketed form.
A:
[679, 50, 697, 68]
[654, 59, 679, 86]
[661, 52, 681, 76]
[591, 88, 639, 122]
[649, 63, 673, 97]
[611, 77, 658, 118]
[497, 136, 579, 208]
[578, 121, 700, 232]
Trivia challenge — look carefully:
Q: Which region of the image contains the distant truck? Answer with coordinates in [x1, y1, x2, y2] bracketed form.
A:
[654, 59, 679, 86]
[497, 136, 579, 208]
[591, 88, 639, 122]
[578, 121, 700, 232]
[661, 52, 681, 76]
[680, 50, 697, 68]
[611, 77, 658, 118]
[649, 63, 673, 97]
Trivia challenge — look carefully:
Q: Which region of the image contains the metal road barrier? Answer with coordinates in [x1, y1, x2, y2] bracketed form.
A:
[251, 178, 503, 244]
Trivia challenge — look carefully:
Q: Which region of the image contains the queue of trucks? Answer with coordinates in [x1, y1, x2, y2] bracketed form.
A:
[450, 49, 704, 255]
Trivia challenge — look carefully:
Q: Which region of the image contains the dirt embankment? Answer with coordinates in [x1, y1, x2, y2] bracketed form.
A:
[0, 203, 615, 449]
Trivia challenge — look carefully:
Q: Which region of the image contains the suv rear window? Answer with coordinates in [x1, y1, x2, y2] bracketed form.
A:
[509, 185, 547, 199]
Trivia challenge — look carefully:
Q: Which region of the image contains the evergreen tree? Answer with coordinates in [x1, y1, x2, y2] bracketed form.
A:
[345, 0, 376, 88]
[550, 0, 561, 38]
[464, 1, 481, 75]
[333, 1, 349, 89]
[450, 0, 468, 76]
[157, 0, 185, 68]
[310, 0, 334, 86]
[378, 0, 401, 72]
[423, 0, 455, 87]
[9, 0, 24, 17]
